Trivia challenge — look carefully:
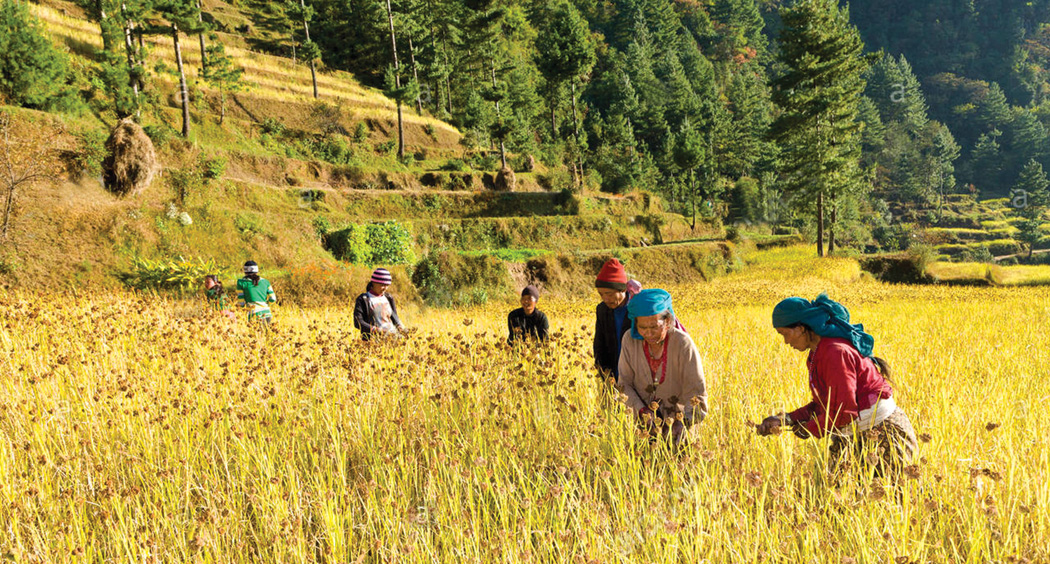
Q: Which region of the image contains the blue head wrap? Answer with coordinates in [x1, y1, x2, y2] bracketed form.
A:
[772, 293, 874, 357]
[626, 289, 675, 340]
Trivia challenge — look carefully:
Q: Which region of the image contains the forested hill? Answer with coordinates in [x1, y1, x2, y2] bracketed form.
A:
[296, 0, 1050, 238]
[7, 0, 1050, 264]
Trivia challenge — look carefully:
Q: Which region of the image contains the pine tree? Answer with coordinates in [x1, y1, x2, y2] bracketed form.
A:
[0, 0, 77, 112]
[968, 130, 1003, 194]
[770, 0, 870, 257]
[152, 0, 208, 137]
[201, 41, 245, 125]
[1012, 158, 1050, 257]
[535, 1, 596, 186]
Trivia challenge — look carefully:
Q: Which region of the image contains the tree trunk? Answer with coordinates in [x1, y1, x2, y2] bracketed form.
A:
[816, 190, 825, 257]
[219, 89, 226, 125]
[491, 64, 506, 169]
[173, 23, 191, 138]
[828, 203, 837, 255]
[2, 182, 16, 241]
[690, 169, 697, 231]
[120, 2, 139, 101]
[196, 0, 207, 73]
[550, 100, 557, 141]
[410, 35, 422, 114]
[384, 0, 404, 159]
[300, 0, 318, 99]
[570, 81, 583, 187]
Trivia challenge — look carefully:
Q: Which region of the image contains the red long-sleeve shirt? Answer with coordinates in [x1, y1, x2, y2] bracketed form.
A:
[788, 337, 893, 438]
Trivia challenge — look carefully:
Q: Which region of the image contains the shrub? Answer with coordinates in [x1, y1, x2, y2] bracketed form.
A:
[260, 117, 285, 135]
[353, 122, 369, 143]
[118, 256, 228, 292]
[440, 158, 468, 172]
[0, 0, 78, 111]
[366, 221, 415, 264]
[411, 251, 510, 307]
[73, 129, 108, 179]
[312, 216, 332, 241]
[142, 124, 175, 148]
[234, 212, 269, 239]
[166, 166, 204, 206]
[198, 154, 226, 181]
[326, 223, 370, 263]
[375, 140, 396, 155]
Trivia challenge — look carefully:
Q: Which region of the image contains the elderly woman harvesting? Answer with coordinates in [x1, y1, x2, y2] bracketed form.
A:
[617, 289, 707, 443]
[756, 294, 917, 475]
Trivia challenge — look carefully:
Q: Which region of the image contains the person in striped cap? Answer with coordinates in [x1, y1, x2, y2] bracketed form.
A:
[593, 258, 642, 378]
[353, 267, 406, 340]
[236, 260, 277, 324]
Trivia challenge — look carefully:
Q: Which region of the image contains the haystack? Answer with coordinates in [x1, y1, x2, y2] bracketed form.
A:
[494, 166, 516, 192]
[102, 118, 159, 198]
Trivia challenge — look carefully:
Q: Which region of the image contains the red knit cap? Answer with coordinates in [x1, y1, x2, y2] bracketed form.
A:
[595, 258, 628, 291]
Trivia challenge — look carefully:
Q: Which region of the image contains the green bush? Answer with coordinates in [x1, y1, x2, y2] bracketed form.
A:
[118, 256, 228, 292]
[73, 129, 107, 179]
[260, 117, 285, 135]
[375, 140, 396, 154]
[234, 213, 269, 239]
[143, 124, 175, 147]
[411, 251, 509, 307]
[199, 154, 227, 181]
[312, 216, 332, 241]
[325, 221, 416, 265]
[440, 158, 468, 172]
[0, 0, 78, 111]
[353, 122, 369, 143]
[326, 223, 370, 263]
[367, 221, 416, 264]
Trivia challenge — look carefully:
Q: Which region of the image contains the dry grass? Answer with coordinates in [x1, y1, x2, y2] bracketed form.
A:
[2, 247, 1048, 562]
[28, 2, 460, 136]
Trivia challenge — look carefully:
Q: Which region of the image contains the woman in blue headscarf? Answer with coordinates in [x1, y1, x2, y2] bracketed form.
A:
[617, 289, 708, 444]
[756, 294, 917, 475]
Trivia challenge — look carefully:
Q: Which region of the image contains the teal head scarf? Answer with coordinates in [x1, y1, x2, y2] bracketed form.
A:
[627, 289, 675, 340]
[771, 293, 874, 357]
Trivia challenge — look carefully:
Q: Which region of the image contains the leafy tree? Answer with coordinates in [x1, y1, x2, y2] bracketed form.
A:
[673, 118, 716, 229]
[150, 0, 208, 137]
[967, 130, 1003, 195]
[201, 41, 246, 125]
[1012, 158, 1050, 258]
[0, 0, 77, 112]
[535, 1, 596, 185]
[288, 0, 321, 98]
[770, 0, 870, 256]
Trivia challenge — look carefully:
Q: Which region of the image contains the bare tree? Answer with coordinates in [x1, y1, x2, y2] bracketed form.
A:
[1, 113, 58, 241]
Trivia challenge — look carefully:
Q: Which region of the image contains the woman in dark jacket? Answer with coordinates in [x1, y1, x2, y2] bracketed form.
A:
[353, 268, 405, 340]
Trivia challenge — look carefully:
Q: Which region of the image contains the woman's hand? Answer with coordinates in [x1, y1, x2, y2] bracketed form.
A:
[756, 413, 787, 436]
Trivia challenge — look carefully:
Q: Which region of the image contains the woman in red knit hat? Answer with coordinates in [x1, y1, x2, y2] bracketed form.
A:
[593, 258, 637, 378]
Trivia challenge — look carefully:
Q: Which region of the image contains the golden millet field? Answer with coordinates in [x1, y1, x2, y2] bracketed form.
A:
[2, 249, 1048, 563]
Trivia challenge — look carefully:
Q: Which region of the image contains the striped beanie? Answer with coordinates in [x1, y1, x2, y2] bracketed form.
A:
[595, 258, 628, 291]
[370, 268, 393, 285]
[243, 260, 259, 274]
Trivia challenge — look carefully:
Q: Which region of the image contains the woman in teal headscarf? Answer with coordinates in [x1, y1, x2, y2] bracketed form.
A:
[617, 289, 708, 444]
[756, 294, 917, 475]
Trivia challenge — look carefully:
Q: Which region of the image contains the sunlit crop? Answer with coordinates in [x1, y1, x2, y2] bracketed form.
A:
[1, 249, 1048, 562]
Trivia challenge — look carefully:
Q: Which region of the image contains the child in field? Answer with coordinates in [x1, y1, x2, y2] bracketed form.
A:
[204, 274, 238, 321]
[755, 294, 917, 477]
[508, 285, 550, 344]
[353, 268, 406, 340]
[236, 261, 277, 324]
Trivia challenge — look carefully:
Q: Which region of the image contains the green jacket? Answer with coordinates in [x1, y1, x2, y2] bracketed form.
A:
[237, 277, 276, 318]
